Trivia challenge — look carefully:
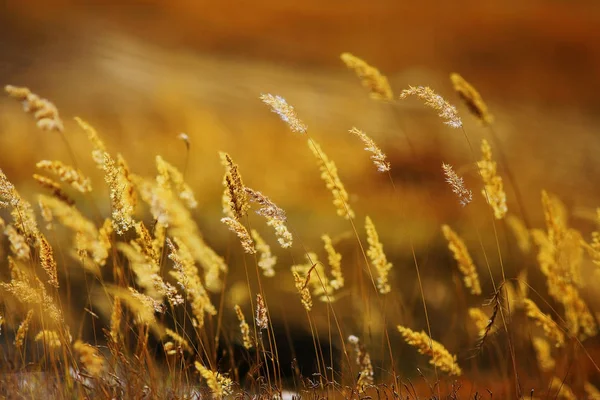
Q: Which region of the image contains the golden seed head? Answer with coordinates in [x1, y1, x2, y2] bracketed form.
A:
[347, 334, 374, 389]
[477, 139, 507, 219]
[322, 234, 344, 290]
[532, 336, 555, 372]
[450, 73, 494, 126]
[156, 155, 197, 209]
[34, 330, 62, 349]
[167, 238, 217, 328]
[36, 160, 92, 193]
[39, 234, 59, 289]
[195, 362, 233, 398]
[341, 53, 393, 101]
[260, 93, 308, 134]
[442, 163, 473, 207]
[399, 85, 462, 128]
[234, 305, 253, 349]
[365, 216, 392, 294]
[308, 139, 354, 220]
[441, 225, 481, 295]
[221, 217, 256, 254]
[349, 127, 390, 172]
[293, 270, 313, 311]
[255, 294, 268, 330]
[220, 152, 249, 221]
[14, 310, 34, 349]
[245, 187, 292, 248]
[397, 325, 462, 376]
[5, 85, 64, 132]
[73, 340, 105, 377]
[251, 229, 277, 277]
[523, 299, 565, 347]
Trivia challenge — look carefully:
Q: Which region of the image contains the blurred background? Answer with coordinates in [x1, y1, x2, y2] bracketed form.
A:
[2, 0, 600, 379]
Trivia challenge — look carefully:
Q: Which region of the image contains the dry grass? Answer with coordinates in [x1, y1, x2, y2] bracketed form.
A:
[0, 54, 600, 400]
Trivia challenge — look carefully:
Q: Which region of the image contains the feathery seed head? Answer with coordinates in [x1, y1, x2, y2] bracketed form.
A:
[260, 93, 307, 134]
[399, 85, 462, 128]
[349, 127, 390, 172]
[442, 163, 472, 207]
[221, 217, 256, 254]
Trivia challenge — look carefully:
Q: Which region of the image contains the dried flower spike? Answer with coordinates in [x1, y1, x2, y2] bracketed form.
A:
[349, 127, 390, 172]
[365, 216, 392, 294]
[260, 93, 307, 134]
[341, 53, 393, 101]
[442, 163, 472, 207]
[442, 225, 481, 295]
[450, 73, 494, 126]
[399, 86, 462, 128]
[5, 85, 64, 132]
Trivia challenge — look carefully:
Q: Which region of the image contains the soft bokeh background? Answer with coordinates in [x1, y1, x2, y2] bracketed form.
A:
[2, 0, 600, 381]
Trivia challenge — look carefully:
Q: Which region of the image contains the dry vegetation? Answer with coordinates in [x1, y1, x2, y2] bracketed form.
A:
[1, 53, 600, 400]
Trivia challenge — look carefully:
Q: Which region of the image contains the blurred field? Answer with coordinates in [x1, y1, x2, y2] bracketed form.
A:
[2, 1, 600, 397]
